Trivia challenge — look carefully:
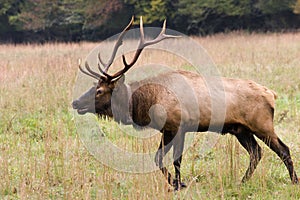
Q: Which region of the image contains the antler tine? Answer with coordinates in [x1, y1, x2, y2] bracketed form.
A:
[144, 19, 181, 46]
[78, 59, 101, 80]
[115, 16, 180, 79]
[97, 53, 113, 80]
[122, 16, 145, 68]
[98, 16, 134, 74]
[85, 61, 103, 79]
[139, 16, 145, 44]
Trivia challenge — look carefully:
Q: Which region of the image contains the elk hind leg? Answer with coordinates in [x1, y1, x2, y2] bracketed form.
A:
[235, 131, 262, 183]
[259, 134, 298, 184]
[172, 131, 187, 190]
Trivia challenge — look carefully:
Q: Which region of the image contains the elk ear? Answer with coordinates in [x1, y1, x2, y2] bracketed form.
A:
[116, 75, 125, 84]
[114, 75, 125, 86]
[113, 75, 125, 88]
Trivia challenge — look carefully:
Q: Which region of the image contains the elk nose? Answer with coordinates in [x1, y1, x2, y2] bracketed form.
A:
[72, 100, 79, 109]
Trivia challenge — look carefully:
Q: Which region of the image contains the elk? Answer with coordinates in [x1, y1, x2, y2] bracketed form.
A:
[72, 16, 298, 190]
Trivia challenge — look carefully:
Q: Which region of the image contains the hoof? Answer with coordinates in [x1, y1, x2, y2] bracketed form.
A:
[173, 180, 187, 191]
[181, 182, 187, 188]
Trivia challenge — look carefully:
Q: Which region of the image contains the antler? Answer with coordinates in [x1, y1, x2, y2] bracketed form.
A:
[98, 16, 134, 75]
[78, 59, 101, 80]
[105, 16, 180, 80]
[79, 16, 180, 81]
[78, 16, 134, 80]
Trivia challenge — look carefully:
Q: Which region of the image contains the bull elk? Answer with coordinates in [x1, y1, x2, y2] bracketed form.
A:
[72, 16, 298, 190]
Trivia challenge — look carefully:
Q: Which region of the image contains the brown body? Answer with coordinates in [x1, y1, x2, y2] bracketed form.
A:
[126, 70, 276, 134]
[72, 17, 298, 190]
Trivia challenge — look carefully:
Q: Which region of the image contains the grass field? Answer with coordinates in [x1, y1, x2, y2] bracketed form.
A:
[0, 32, 300, 199]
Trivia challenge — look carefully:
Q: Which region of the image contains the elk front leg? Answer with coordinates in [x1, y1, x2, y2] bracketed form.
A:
[155, 132, 174, 185]
[172, 131, 187, 190]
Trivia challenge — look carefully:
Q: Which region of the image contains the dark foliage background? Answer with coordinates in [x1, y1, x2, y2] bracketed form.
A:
[0, 0, 299, 43]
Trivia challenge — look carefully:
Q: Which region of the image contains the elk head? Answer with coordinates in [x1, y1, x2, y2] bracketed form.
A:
[72, 16, 179, 119]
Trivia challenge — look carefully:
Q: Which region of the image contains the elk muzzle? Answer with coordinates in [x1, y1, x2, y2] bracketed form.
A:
[72, 86, 96, 114]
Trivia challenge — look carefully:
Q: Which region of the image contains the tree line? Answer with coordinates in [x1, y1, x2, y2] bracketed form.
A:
[1, 0, 300, 43]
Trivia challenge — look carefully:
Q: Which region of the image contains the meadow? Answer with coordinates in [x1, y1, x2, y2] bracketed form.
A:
[0, 32, 300, 199]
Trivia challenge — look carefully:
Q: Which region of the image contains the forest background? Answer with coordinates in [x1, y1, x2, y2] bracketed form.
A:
[1, 0, 300, 43]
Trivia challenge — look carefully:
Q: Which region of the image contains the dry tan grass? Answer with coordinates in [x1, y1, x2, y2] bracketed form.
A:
[0, 32, 300, 199]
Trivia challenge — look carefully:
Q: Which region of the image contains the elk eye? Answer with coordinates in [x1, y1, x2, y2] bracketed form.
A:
[96, 89, 103, 95]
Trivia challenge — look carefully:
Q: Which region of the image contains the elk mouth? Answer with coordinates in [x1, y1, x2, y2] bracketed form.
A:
[72, 100, 94, 115]
[76, 108, 90, 115]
